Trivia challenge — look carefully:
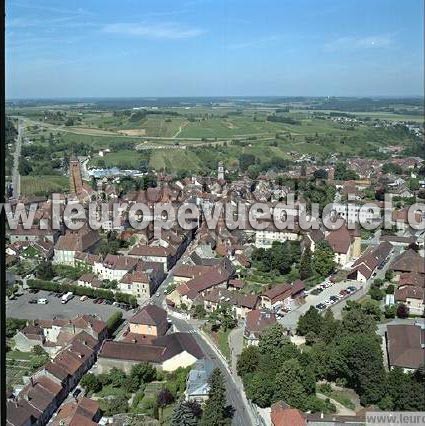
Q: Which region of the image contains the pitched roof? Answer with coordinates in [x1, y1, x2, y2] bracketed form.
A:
[325, 226, 353, 254]
[399, 272, 425, 288]
[271, 402, 306, 426]
[201, 287, 258, 309]
[101, 254, 139, 271]
[245, 310, 277, 337]
[6, 399, 40, 426]
[387, 324, 425, 370]
[55, 226, 100, 252]
[129, 304, 168, 326]
[99, 332, 203, 363]
[395, 286, 424, 302]
[390, 249, 425, 274]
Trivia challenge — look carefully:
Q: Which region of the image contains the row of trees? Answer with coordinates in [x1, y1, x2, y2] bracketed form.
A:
[27, 279, 138, 307]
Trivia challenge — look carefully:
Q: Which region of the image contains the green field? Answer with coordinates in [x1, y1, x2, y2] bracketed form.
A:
[21, 175, 69, 196]
[6, 350, 45, 389]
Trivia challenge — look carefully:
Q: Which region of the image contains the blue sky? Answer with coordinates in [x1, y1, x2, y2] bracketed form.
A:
[6, 0, 424, 98]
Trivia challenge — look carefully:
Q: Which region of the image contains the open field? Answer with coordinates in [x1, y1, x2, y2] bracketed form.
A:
[8, 99, 423, 176]
[21, 175, 69, 196]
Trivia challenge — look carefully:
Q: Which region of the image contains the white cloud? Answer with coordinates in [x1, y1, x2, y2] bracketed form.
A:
[102, 22, 205, 39]
[226, 35, 280, 50]
[324, 35, 393, 52]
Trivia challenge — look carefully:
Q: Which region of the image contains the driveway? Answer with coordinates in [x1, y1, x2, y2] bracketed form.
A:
[6, 290, 134, 322]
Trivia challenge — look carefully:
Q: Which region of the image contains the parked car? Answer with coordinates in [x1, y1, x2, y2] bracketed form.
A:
[104, 300, 113, 305]
[93, 298, 99, 304]
[80, 295, 88, 301]
[329, 296, 338, 303]
[72, 388, 81, 398]
[29, 289, 39, 294]
[28, 299, 38, 304]
[347, 286, 357, 292]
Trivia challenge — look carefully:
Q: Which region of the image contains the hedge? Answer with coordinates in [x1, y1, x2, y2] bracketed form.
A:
[106, 311, 123, 335]
[27, 279, 137, 306]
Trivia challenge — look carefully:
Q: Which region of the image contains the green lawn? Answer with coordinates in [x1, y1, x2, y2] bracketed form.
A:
[317, 384, 356, 410]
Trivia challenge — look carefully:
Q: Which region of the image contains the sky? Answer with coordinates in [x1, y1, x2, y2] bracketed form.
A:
[5, 0, 424, 98]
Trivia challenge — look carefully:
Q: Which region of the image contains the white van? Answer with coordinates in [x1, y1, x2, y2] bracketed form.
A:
[37, 298, 48, 304]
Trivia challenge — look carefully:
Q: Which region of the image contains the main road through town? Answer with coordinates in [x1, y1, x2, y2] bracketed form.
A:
[11, 120, 24, 199]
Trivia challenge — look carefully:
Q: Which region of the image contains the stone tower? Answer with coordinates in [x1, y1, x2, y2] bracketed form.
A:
[217, 161, 224, 180]
[69, 157, 83, 194]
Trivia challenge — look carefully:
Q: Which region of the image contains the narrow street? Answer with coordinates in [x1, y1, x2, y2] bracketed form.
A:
[170, 315, 257, 426]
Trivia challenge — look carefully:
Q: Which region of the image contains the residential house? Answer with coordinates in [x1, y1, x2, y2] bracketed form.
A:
[7, 376, 65, 426]
[347, 241, 393, 282]
[97, 332, 204, 373]
[8, 224, 61, 244]
[271, 402, 306, 426]
[244, 310, 277, 346]
[94, 254, 139, 281]
[118, 262, 165, 303]
[386, 323, 425, 372]
[50, 397, 101, 426]
[53, 226, 100, 266]
[77, 273, 103, 289]
[253, 221, 301, 249]
[389, 249, 425, 276]
[128, 304, 169, 337]
[185, 359, 215, 404]
[325, 225, 361, 265]
[260, 280, 305, 310]
[200, 288, 258, 320]
[74, 252, 102, 272]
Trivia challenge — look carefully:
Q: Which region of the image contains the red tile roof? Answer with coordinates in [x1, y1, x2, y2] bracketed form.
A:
[129, 305, 168, 326]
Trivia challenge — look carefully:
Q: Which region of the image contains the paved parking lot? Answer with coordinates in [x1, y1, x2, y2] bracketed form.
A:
[6, 290, 135, 322]
[280, 280, 363, 330]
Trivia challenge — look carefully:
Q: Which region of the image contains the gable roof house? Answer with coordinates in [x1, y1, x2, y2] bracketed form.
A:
[169, 263, 233, 309]
[53, 226, 100, 266]
[199, 287, 258, 320]
[97, 332, 204, 374]
[390, 249, 425, 275]
[244, 310, 277, 346]
[260, 280, 305, 310]
[7, 376, 65, 426]
[386, 323, 425, 372]
[50, 397, 101, 426]
[128, 304, 169, 337]
[94, 254, 139, 281]
[325, 225, 361, 266]
[347, 241, 393, 282]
